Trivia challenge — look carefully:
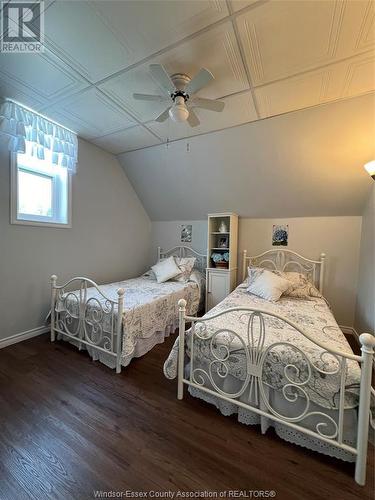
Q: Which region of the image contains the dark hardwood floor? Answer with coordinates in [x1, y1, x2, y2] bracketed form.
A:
[0, 333, 373, 500]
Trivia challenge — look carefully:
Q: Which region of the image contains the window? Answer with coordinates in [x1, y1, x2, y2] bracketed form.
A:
[11, 150, 71, 227]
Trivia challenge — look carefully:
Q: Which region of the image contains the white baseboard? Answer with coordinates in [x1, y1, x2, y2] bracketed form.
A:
[0, 325, 49, 349]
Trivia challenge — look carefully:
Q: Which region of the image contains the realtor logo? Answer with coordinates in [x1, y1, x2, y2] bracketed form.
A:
[1, 1, 44, 53]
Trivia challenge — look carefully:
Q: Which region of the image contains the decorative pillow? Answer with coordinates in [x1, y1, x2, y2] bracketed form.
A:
[151, 256, 181, 283]
[173, 257, 196, 282]
[274, 271, 323, 299]
[247, 269, 291, 302]
[247, 266, 266, 284]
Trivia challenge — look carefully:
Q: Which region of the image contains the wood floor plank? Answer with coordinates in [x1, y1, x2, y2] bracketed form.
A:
[0, 333, 373, 500]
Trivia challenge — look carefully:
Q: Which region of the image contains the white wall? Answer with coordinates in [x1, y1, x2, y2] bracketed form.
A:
[151, 220, 207, 262]
[0, 137, 151, 340]
[150, 216, 362, 326]
[355, 185, 375, 334]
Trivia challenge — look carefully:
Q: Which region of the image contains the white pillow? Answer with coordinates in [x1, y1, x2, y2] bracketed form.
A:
[247, 269, 291, 302]
[173, 257, 196, 282]
[248, 266, 266, 285]
[151, 256, 181, 283]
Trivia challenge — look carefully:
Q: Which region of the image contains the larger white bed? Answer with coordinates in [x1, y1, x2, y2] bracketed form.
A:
[164, 249, 375, 486]
[50, 246, 206, 372]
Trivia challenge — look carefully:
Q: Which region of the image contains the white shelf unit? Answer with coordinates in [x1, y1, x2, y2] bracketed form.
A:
[206, 213, 238, 311]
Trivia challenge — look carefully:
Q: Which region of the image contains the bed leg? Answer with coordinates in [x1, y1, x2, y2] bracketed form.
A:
[355, 333, 375, 485]
[177, 299, 186, 400]
[50, 275, 57, 342]
[115, 288, 125, 375]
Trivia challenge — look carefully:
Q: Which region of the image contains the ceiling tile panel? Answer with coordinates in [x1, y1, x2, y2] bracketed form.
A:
[237, 0, 375, 86]
[340, 54, 375, 98]
[43, 88, 136, 139]
[0, 49, 88, 107]
[338, 0, 375, 54]
[230, 0, 260, 13]
[99, 21, 248, 122]
[322, 52, 375, 100]
[254, 52, 375, 118]
[254, 70, 329, 118]
[91, 126, 161, 154]
[99, 64, 168, 123]
[147, 91, 257, 141]
[92, 0, 229, 68]
[0, 76, 45, 111]
[43, 1, 131, 83]
[34, 108, 88, 136]
[43, 0, 229, 83]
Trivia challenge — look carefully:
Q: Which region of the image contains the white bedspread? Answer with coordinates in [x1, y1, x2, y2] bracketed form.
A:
[164, 284, 361, 410]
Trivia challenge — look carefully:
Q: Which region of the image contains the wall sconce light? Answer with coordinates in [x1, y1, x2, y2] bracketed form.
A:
[364, 160, 375, 180]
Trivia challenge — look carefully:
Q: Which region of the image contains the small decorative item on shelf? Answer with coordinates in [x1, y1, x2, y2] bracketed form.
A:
[211, 251, 229, 269]
[218, 236, 228, 248]
[218, 220, 228, 233]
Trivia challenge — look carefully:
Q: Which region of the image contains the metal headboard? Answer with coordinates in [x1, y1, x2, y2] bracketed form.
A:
[158, 246, 207, 275]
[242, 249, 326, 293]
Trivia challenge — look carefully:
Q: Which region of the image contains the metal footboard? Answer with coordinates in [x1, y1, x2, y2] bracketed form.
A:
[177, 299, 375, 486]
[50, 275, 124, 373]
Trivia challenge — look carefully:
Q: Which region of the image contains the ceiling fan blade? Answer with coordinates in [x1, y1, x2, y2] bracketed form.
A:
[187, 108, 200, 127]
[149, 64, 175, 95]
[155, 107, 171, 123]
[191, 97, 225, 112]
[133, 93, 170, 102]
[186, 68, 214, 95]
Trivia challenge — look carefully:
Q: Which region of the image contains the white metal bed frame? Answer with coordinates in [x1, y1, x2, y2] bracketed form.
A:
[242, 248, 326, 292]
[50, 246, 206, 374]
[176, 249, 375, 485]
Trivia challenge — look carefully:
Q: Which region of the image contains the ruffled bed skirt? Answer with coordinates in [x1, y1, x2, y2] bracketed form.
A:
[186, 382, 357, 463]
[58, 318, 178, 369]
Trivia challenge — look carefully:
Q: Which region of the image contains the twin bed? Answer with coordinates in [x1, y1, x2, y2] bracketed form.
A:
[50, 246, 206, 372]
[163, 249, 374, 486]
[50, 247, 374, 485]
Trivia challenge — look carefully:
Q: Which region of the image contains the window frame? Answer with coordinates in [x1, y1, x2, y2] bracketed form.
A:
[10, 152, 72, 228]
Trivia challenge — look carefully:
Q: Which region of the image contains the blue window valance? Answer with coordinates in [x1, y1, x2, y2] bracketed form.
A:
[0, 99, 78, 173]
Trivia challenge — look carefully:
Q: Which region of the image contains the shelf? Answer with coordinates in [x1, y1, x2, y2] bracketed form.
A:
[211, 247, 229, 250]
[211, 232, 230, 234]
[207, 266, 229, 271]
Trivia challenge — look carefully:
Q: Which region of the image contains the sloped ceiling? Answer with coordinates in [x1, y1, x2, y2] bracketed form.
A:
[0, 0, 374, 154]
[118, 93, 375, 220]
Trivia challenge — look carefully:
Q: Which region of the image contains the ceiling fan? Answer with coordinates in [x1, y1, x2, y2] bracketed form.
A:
[133, 64, 225, 127]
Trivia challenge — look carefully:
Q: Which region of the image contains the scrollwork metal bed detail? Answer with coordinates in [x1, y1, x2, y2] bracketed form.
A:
[242, 248, 326, 293]
[50, 246, 207, 374]
[50, 275, 125, 373]
[175, 249, 374, 485]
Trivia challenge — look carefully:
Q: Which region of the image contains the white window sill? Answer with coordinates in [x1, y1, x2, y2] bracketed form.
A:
[10, 218, 72, 229]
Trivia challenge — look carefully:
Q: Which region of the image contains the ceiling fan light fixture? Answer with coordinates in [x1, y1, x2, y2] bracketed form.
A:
[364, 160, 375, 180]
[169, 96, 189, 123]
[133, 64, 221, 127]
